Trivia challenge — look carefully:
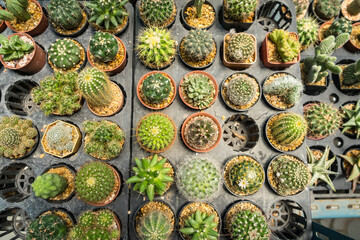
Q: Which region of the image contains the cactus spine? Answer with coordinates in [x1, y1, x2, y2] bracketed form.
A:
[297, 17, 319, 49]
[47, 0, 83, 30]
[183, 29, 214, 62]
[327, 18, 353, 37]
[48, 39, 82, 71]
[142, 73, 171, 104]
[139, 0, 175, 27]
[292, 0, 309, 18]
[89, 32, 119, 62]
[32, 173, 67, 199]
[223, 0, 258, 22]
[342, 59, 360, 86]
[46, 121, 74, 153]
[26, 214, 68, 240]
[227, 75, 256, 106]
[184, 116, 218, 150]
[227, 32, 255, 62]
[0, 0, 31, 22]
[315, 0, 341, 20]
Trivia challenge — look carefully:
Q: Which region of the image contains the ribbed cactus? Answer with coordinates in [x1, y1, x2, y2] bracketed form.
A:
[226, 75, 256, 106]
[31, 173, 67, 199]
[341, 99, 360, 138]
[183, 29, 214, 62]
[227, 32, 255, 62]
[195, 0, 205, 18]
[89, 32, 119, 62]
[224, 0, 258, 22]
[347, 0, 360, 15]
[327, 18, 353, 37]
[293, 0, 309, 18]
[268, 29, 300, 63]
[48, 39, 82, 71]
[139, 0, 175, 27]
[0, 0, 31, 22]
[177, 158, 220, 201]
[0, 34, 34, 62]
[297, 17, 319, 50]
[47, 0, 83, 30]
[26, 214, 68, 240]
[184, 116, 218, 150]
[180, 210, 219, 240]
[45, 121, 74, 153]
[0, 128, 20, 147]
[142, 73, 171, 104]
[138, 211, 173, 240]
[315, 0, 341, 20]
[343, 59, 360, 86]
[77, 68, 114, 107]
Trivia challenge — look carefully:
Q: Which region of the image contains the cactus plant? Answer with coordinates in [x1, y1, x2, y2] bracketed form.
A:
[342, 59, 360, 86]
[89, 32, 119, 63]
[47, 0, 83, 31]
[177, 158, 220, 201]
[194, 0, 205, 18]
[339, 152, 360, 192]
[0, 34, 34, 62]
[227, 32, 255, 62]
[223, 0, 258, 22]
[327, 18, 353, 37]
[340, 99, 360, 138]
[226, 75, 256, 106]
[48, 39, 82, 71]
[31, 173, 67, 199]
[45, 121, 75, 153]
[347, 0, 360, 15]
[0, 0, 31, 22]
[268, 29, 300, 63]
[180, 210, 219, 240]
[138, 211, 173, 240]
[142, 73, 171, 104]
[315, 0, 341, 20]
[183, 29, 214, 62]
[292, 0, 309, 18]
[139, 0, 176, 27]
[184, 115, 218, 150]
[127, 155, 173, 201]
[297, 17, 319, 49]
[26, 214, 68, 240]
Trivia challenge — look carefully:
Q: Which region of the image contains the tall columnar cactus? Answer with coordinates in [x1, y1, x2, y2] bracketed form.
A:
[347, 0, 360, 15]
[227, 75, 256, 106]
[48, 39, 82, 71]
[227, 32, 255, 62]
[31, 173, 67, 199]
[77, 68, 114, 107]
[0, 34, 34, 62]
[89, 32, 119, 62]
[315, 0, 341, 20]
[342, 59, 360, 86]
[0, 0, 31, 22]
[138, 211, 173, 240]
[46, 121, 74, 153]
[341, 99, 360, 138]
[223, 0, 258, 22]
[142, 73, 171, 104]
[26, 214, 68, 240]
[184, 116, 218, 150]
[268, 29, 300, 63]
[327, 18, 353, 37]
[297, 17, 319, 49]
[183, 29, 214, 62]
[177, 158, 220, 201]
[292, 0, 309, 18]
[180, 210, 219, 240]
[139, 0, 175, 27]
[230, 210, 270, 239]
[47, 0, 83, 30]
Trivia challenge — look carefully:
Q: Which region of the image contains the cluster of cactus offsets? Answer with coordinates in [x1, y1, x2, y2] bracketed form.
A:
[268, 29, 300, 63]
[137, 113, 175, 152]
[327, 18, 353, 37]
[26, 214, 68, 240]
[89, 32, 119, 62]
[177, 158, 220, 201]
[0, 34, 34, 62]
[304, 103, 341, 138]
[31, 173, 67, 199]
[0, 0, 31, 22]
[341, 99, 360, 138]
[77, 68, 114, 107]
[339, 153, 360, 192]
[183, 29, 214, 62]
[75, 161, 116, 203]
[180, 210, 219, 240]
[348, 0, 360, 15]
[48, 39, 82, 71]
[139, 0, 175, 27]
[137, 27, 176, 69]
[181, 73, 215, 109]
[342, 59, 360, 86]
[0, 116, 37, 158]
[292, 0, 309, 18]
[230, 209, 270, 239]
[223, 0, 258, 22]
[46, 121, 74, 153]
[142, 73, 171, 104]
[47, 0, 83, 30]
[315, 0, 341, 20]
[227, 32, 255, 62]
[303, 34, 349, 83]
[227, 75, 256, 106]
[297, 17, 319, 49]
[138, 211, 173, 240]
[185, 116, 218, 150]
[263, 75, 304, 105]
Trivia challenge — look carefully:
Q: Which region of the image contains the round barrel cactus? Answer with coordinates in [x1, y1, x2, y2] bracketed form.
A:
[183, 29, 214, 62]
[142, 73, 171, 104]
[26, 214, 68, 240]
[138, 211, 173, 240]
[227, 75, 256, 106]
[47, 0, 83, 30]
[48, 39, 82, 71]
[89, 32, 119, 62]
[140, 0, 175, 27]
[227, 32, 255, 62]
[224, 0, 258, 22]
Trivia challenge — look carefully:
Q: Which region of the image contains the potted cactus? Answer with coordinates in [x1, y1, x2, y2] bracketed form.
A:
[319, 18, 352, 42]
[0, 116, 38, 159]
[77, 67, 124, 116]
[181, 112, 222, 152]
[181, 0, 216, 30]
[75, 161, 121, 206]
[340, 99, 360, 138]
[86, 0, 128, 35]
[0, 0, 48, 36]
[297, 16, 319, 51]
[220, 0, 258, 31]
[339, 148, 360, 192]
[137, 71, 176, 110]
[312, 0, 340, 22]
[127, 154, 174, 201]
[293, 0, 309, 19]
[136, 112, 176, 153]
[179, 29, 216, 69]
[341, 0, 360, 22]
[345, 22, 360, 52]
[138, 0, 177, 28]
[87, 32, 127, 76]
[179, 71, 218, 110]
[335, 59, 360, 94]
[0, 33, 46, 74]
[83, 120, 125, 160]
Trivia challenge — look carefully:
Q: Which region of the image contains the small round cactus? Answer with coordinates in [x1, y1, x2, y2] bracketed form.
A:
[293, 0, 309, 18]
[138, 211, 173, 240]
[89, 32, 119, 62]
[26, 214, 68, 240]
[31, 173, 67, 199]
[142, 73, 171, 104]
[139, 0, 176, 27]
[47, 0, 83, 30]
[327, 18, 353, 37]
[224, 0, 258, 22]
[45, 121, 75, 153]
[48, 39, 82, 71]
[297, 17, 319, 49]
[183, 29, 214, 62]
[227, 32, 255, 62]
[315, 0, 341, 20]
[0, 128, 20, 147]
[226, 75, 256, 106]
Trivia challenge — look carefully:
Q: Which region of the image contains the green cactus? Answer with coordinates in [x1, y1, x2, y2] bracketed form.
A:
[138, 211, 173, 240]
[297, 17, 319, 49]
[227, 32, 255, 62]
[31, 173, 67, 199]
[0, 34, 34, 62]
[342, 59, 360, 86]
[127, 155, 174, 201]
[194, 0, 205, 18]
[142, 73, 171, 104]
[315, 0, 341, 20]
[139, 0, 175, 27]
[347, 0, 360, 15]
[97, 210, 114, 228]
[177, 158, 220, 201]
[223, 0, 258, 22]
[26, 214, 68, 240]
[47, 0, 83, 30]
[327, 18, 353, 37]
[292, 0, 309, 18]
[183, 29, 214, 62]
[0, 128, 20, 147]
[79, 211, 95, 228]
[226, 75, 256, 106]
[89, 32, 119, 63]
[46, 121, 75, 153]
[48, 39, 82, 71]
[184, 116, 218, 150]
[0, 0, 31, 22]
[268, 29, 300, 63]
[180, 210, 219, 240]
[339, 153, 360, 192]
[181, 73, 215, 109]
[77, 68, 114, 107]
[341, 99, 360, 138]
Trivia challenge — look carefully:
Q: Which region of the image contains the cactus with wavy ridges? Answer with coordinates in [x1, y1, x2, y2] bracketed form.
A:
[185, 116, 218, 150]
[180, 210, 219, 240]
[47, 0, 83, 30]
[142, 73, 171, 104]
[227, 75, 256, 106]
[138, 211, 173, 240]
[342, 59, 360, 86]
[297, 17, 319, 49]
[327, 18, 353, 37]
[26, 214, 68, 240]
[90, 32, 119, 62]
[31, 173, 67, 199]
[224, 0, 258, 22]
[0, 34, 34, 62]
[48, 39, 81, 71]
[181, 73, 214, 109]
[183, 29, 214, 62]
[347, 0, 360, 15]
[140, 0, 175, 27]
[315, 0, 340, 20]
[293, 0, 309, 18]
[227, 32, 255, 62]
[0, 0, 31, 22]
[46, 121, 74, 153]
[269, 29, 300, 63]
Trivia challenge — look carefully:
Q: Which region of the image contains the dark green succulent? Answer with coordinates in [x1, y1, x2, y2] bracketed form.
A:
[180, 210, 219, 240]
[142, 73, 171, 104]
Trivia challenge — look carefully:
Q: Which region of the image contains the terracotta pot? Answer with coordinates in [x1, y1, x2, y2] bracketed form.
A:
[137, 71, 176, 110]
[0, 7, 6, 33]
[180, 0, 216, 30]
[5, 0, 48, 37]
[181, 112, 222, 153]
[345, 22, 360, 52]
[179, 71, 218, 110]
[87, 36, 127, 76]
[0, 32, 46, 74]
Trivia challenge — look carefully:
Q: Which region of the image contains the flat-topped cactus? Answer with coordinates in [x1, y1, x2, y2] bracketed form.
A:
[183, 29, 214, 62]
[139, 0, 175, 27]
[47, 0, 83, 30]
[89, 32, 119, 62]
[48, 39, 82, 71]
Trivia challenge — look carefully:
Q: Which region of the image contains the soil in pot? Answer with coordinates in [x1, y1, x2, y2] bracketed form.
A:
[341, 0, 360, 21]
[348, 23, 360, 51]
[179, 37, 216, 69]
[43, 166, 75, 202]
[182, 1, 215, 29]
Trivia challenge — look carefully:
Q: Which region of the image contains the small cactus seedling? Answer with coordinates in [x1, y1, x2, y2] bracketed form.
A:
[48, 39, 82, 71]
[47, 0, 83, 31]
[0, 0, 31, 22]
[226, 75, 256, 106]
[327, 18, 353, 37]
[138, 211, 173, 240]
[297, 17, 319, 49]
[142, 73, 171, 104]
[0, 34, 34, 62]
[341, 99, 360, 138]
[268, 29, 300, 63]
[227, 32, 255, 62]
[183, 29, 214, 62]
[180, 210, 219, 240]
[26, 214, 68, 240]
[315, 0, 341, 20]
[223, 0, 258, 22]
[31, 173, 67, 199]
[139, 0, 176, 27]
[89, 32, 119, 62]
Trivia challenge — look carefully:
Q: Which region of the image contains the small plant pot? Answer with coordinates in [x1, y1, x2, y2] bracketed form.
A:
[308, 146, 338, 184]
[256, 1, 292, 31]
[0, 7, 6, 33]
[345, 22, 360, 52]
[222, 33, 256, 70]
[0, 33, 46, 75]
[50, 8, 89, 37]
[303, 103, 332, 140]
[301, 62, 330, 96]
[318, 21, 332, 42]
[341, 0, 360, 22]
[137, 71, 176, 110]
[340, 101, 359, 139]
[332, 59, 360, 95]
[219, 6, 254, 32]
[311, 0, 340, 23]
[89, 7, 129, 35]
[87, 36, 127, 76]
[138, 1, 177, 29]
[181, 112, 222, 153]
[36, 208, 75, 228]
[340, 146, 360, 191]
[179, 71, 218, 110]
[180, 0, 216, 30]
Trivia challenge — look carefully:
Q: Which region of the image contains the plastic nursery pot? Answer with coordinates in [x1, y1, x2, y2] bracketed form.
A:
[256, 1, 292, 31]
[309, 146, 338, 183]
[0, 33, 46, 75]
[87, 36, 127, 76]
[311, 0, 340, 23]
[340, 101, 359, 139]
[341, 0, 360, 22]
[5, 0, 48, 37]
[138, 1, 177, 29]
[318, 22, 332, 42]
[219, 5, 254, 32]
[179, 71, 218, 110]
[301, 62, 330, 96]
[0, 208, 31, 239]
[332, 59, 360, 95]
[222, 33, 257, 70]
[137, 71, 176, 110]
[181, 112, 222, 153]
[41, 120, 82, 159]
[303, 103, 331, 141]
[180, 0, 216, 30]
[345, 22, 360, 52]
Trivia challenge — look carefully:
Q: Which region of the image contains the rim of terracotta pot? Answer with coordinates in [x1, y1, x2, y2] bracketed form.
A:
[318, 21, 332, 42]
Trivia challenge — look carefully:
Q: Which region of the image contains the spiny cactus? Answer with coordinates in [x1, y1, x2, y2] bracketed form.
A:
[341, 99, 360, 138]
[180, 210, 219, 240]
[227, 32, 255, 62]
[139, 0, 175, 27]
[127, 155, 174, 201]
[26, 214, 68, 240]
[268, 29, 300, 63]
[0, 0, 31, 22]
[47, 0, 83, 30]
[227, 75, 256, 106]
[32, 173, 67, 199]
[177, 158, 220, 201]
[292, 0, 309, 18]
[223, 0, 258, 22]
[142, 73, 171, 104]
[0, 34, 34, 62]
[347, 0, 360, 15]
[48, 39, 82, 71]
[137, 113, 175, 152]
[184, 116, 218, 150]
[342, 59, 360, 86]
[183, 29, 214, 62]
[181, 73, 215, 109]
[45, 121, 75, 153]
[77, 68, 114, 107]
[138, 211, 173, 240]
[297, 17, 319, 50]
[89, 32, 119, 62]
[315, 0, 341, 20]
[339, 152, 360, 192]
[327, 18, 353, 37]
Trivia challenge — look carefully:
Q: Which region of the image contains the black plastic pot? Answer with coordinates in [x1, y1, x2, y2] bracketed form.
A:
[36, 208, 75, 227]
[332, 59, 360, 96]
[339, 101, 359, 139]
[303, 76, 330, 96]
[219, 6, 254, 32]
[340, 145, 360, 179]
[180, 0, 216, 30]
[257, 1, 292, 31]
[311, 0, 340, 23]
[10, 124, 39, 160]
[50, 7, 89, 37]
